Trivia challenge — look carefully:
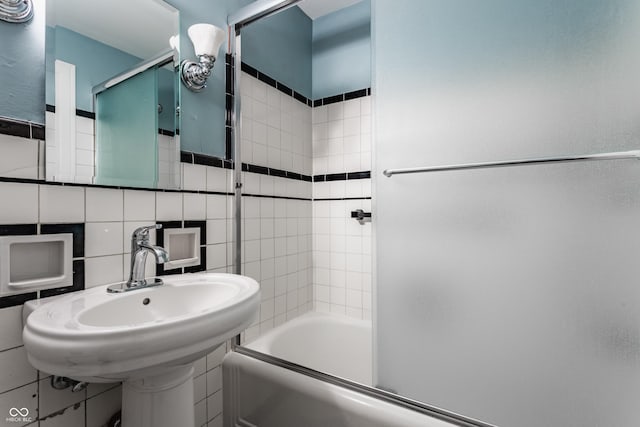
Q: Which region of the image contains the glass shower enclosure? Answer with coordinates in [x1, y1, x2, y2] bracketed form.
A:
[95, 67, 159, 188]
[93, 49, 179, 189]
[374, 1, 640, 426]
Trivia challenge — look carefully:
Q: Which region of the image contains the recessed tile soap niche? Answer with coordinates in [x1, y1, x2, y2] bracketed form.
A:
[164, 227, 201, 269]
[0, 233, 73, 296]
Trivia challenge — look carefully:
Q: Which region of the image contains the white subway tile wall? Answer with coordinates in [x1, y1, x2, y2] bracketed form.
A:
[0, 182, 39, 224]
[157, 134, 180, 189]
[75, 116, 95, 185]
[0, 163, 236, 426]
[0, 133, 42, 180]
[313, 96, 371, 175]
[240, 192, 314, 342]
[240, 72, 313, 175]
[312, 96, 373, 320]
[0, 78, 373, 426]
[46, 112, 180, 188]
[239, 73, 314, 342]
[312, 197, 372, 320]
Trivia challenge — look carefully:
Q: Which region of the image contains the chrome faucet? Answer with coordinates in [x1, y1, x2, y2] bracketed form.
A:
[107, 225, 169, 293]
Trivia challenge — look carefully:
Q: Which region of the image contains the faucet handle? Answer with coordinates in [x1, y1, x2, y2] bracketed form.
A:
[132, 224, 162, 241]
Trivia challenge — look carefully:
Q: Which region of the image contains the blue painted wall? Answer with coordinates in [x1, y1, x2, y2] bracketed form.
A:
[46, 26, 141, 112]
[312, 0, 371, 99]
[166, 0, 252, 158]
[242, 6, 313, 99]
[0, 0, 45, 124]
[0, 0, 370, 157]
[1, 0, 253, 157]
[169, 0, 313, 156]
[46, 26, 175, 130]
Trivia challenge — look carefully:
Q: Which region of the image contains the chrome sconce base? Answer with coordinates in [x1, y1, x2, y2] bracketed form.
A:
[180, 55, 215, 92]
[0, 0, 34, 23]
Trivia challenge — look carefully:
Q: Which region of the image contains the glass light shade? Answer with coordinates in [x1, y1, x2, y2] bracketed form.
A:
[187, 24, 225, 59]
[169, 35, 179, 51]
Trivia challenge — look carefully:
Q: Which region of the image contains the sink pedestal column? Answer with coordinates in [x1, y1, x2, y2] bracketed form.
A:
[122, 365, 195, 427]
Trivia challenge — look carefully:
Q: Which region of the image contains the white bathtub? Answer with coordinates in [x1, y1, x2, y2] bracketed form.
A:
[246, 311, 372, 385]
[223, 312, 468, 427]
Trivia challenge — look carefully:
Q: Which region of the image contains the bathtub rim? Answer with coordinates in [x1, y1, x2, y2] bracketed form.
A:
[244, 311, 373, 386]
[232, 345, 497, 427]
[245, 311, 371, 354]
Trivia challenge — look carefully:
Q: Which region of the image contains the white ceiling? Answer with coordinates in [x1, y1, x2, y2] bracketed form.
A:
[297, 0, 363, 20]
[46, 0, 360, 60]
[47, 0, 178, 60]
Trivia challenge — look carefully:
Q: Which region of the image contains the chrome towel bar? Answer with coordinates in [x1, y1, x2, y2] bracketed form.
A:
[383, 150, 640, 177]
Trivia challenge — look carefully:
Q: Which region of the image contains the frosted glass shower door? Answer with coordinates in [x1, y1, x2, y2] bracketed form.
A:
[95, 68, 158, 187]
[373, 1, 640, 426]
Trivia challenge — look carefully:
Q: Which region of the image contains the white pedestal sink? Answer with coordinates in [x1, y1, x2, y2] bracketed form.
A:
[23, 273, 260, 427]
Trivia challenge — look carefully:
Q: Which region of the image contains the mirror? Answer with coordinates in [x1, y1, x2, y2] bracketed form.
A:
[45, 0, 180, 189]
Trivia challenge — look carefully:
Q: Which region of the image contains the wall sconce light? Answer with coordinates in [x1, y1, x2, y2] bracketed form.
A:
[0, 0, 34, 23]
[180, 24, 226, 92]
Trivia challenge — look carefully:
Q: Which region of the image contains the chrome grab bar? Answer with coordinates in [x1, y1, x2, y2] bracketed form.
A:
[383, 150, 640, 177]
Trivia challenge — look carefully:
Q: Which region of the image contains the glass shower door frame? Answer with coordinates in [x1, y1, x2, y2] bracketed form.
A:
[226, 2, 492, 426]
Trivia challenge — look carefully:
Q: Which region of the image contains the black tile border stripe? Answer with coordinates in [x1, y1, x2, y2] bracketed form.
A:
[313, 171, 371, 182]
[0, 116, 45, 140]
[75, 109, 96, 120]
[345, 89, 368, 101]
[270, 168, 287, 178]
[325, 172, 347, 181]
[315, 88, 372, 107]
[180, 151, 193, 163]
[41, 260, 85, 298]
[184, 220, 207, 246]
[46, 105, 96, 119]
[226, 54, 235, 161]
[184, 245, 207, 273]
[40, 223, 85, 258]
[0, 164, 370, 194]
[32, 125, 45, 140]
[314, 197, 372, 201]
[193, 153, 228, 169]
[182, 151, 234, 169]
[44, 107, 173, 136]
[0, 292, 37, 309]
[181, 151, 321, 183]
[321, 94, 343, 106]
[240, 61, 312, 107]
[225, 53, 234, 95]
[347, 171, 371, 180]
[239, 62, 370, 108]
[0, 174, 232, 194]
[243, 163, 313, 182]
[156, 220, 208, 276]
[242, 193, 310, 201]
[257, 72, 277, 88]
[0, 175, 371, 204]
[277, 82, 293, 96]
[0, 224, 37, 236]
[240, 61, 258, 78]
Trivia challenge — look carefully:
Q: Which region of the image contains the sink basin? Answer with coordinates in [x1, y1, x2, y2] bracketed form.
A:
[78, 283, 239, 327]
[24, 272, 259, 380]
[23, 272, 260, 427]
